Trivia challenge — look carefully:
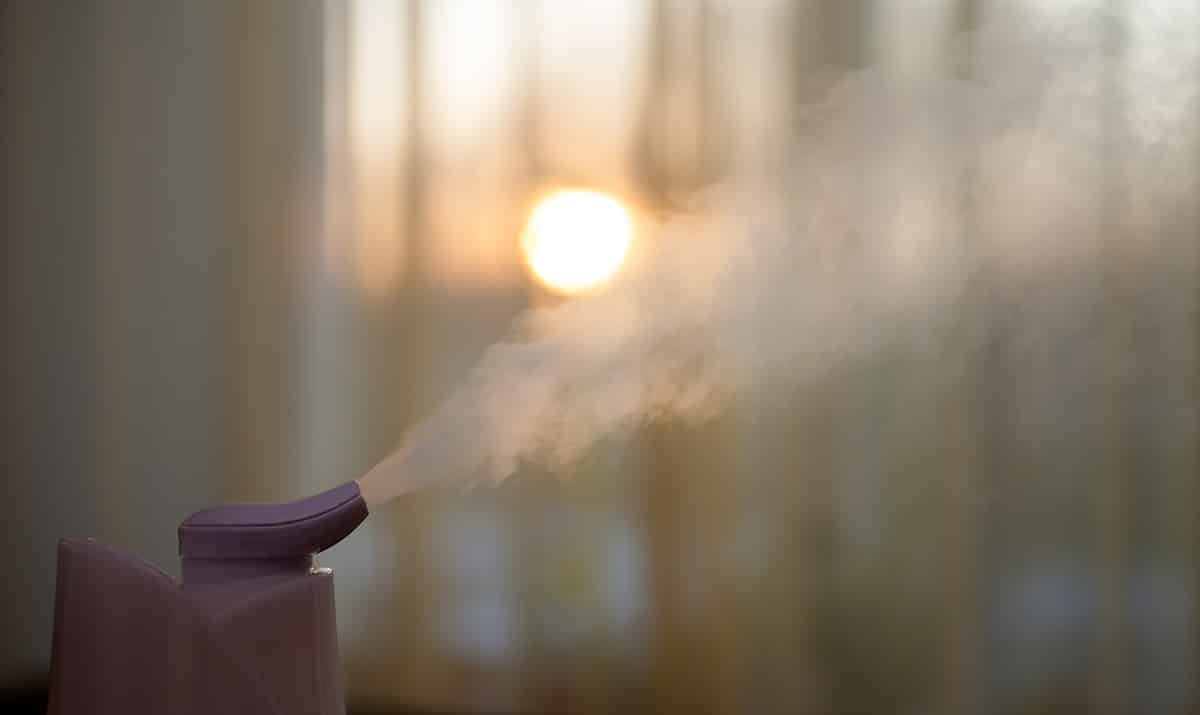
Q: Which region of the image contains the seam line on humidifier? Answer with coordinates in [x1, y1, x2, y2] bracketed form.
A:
[182, 496, 356, 529]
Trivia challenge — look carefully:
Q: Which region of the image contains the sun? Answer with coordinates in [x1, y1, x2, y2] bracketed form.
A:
[521, 190, 635, 296]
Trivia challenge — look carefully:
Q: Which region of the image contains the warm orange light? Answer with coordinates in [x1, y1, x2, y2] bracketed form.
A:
[521, 190, 635, 295]
[349, 0, 406, 300]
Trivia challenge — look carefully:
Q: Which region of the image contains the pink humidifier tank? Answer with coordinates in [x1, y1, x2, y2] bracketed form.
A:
[46, 482, 369, 715]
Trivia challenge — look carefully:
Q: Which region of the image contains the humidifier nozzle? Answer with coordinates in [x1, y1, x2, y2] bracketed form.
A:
[177, 480, 368, 586]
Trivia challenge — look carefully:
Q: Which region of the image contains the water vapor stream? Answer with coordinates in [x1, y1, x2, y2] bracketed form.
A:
[357, 0, 1198, 509]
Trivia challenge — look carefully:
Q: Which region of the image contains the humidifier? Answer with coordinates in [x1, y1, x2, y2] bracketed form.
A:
[46, 482, 369, 715]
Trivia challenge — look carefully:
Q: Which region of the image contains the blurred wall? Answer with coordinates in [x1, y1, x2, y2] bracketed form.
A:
[1, 0, 330, 690]
[3, 2, 1199, 714]
[3, 0, 105, 689]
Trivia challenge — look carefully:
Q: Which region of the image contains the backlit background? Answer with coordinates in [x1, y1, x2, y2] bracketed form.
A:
[2, 1, 1197, 713]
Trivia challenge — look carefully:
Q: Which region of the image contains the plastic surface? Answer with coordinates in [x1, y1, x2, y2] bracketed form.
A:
[46, 539, 346, 715]
[178, 481, 367, 586]
[179, 481, 367, 559]
[47, 483, 369, 714]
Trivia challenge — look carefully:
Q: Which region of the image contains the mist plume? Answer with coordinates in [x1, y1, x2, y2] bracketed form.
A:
[357, 0, 1198, 507]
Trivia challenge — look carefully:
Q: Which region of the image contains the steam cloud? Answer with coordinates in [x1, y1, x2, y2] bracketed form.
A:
[357, 0, 1198, 506]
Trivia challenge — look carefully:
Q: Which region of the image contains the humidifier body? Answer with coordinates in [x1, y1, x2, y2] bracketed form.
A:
[46, 482, 368, 715]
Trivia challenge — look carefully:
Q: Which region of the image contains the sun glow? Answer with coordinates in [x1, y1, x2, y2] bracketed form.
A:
[521, 190, 635, 295]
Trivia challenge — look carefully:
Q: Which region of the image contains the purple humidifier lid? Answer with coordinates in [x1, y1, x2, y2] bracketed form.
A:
[178, 481, 368, 563]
